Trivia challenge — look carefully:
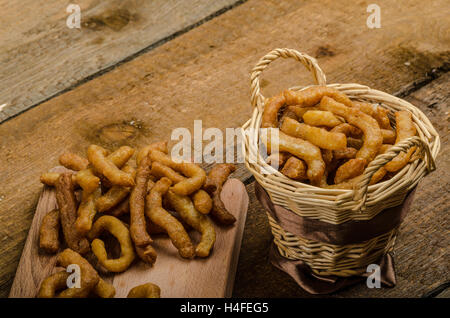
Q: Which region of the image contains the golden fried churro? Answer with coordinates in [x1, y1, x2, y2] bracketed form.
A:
[352, 101, 391, 130]
[381, 129, 396, 144]
[151, 161, 212, 215]
[384, 111, 417, 173]
[88, 215, 136, 272]
[129, 154, 157, 265]
[280, 156, 307, 180]
[204, 163, 237, 225]
[333, 147, 357, 160]
[96, 165, 136, 212]
[87, 145, 135, 187]
[57, 249, 100, 298]
[151, 161, 184, 183]
[107, 146, 135, 169]
[145, 177, 195, 258]
[166, 191, 216, 257]
[265, 152, 291, 169]
[55, 173, 90, 254]
[261, 129, 325, 185]
[93, 278, 116, 298]
[105, 197, 130, 217]
[136, 141, 168, 166]
[39, 209, 60, 254]
[127, 283, 161, 298]
[191, 189, 213, 215]
[284, 86, 353, 107]
[281, 117, 347, 150]
[302, 110, 343, 128]
[368, 145, 393, 185]
[37, 271, 70, 298]
[75, 187, 101, 235]
[75, 168, 100, 194]
[59, 153, 89, 171]
[261, 92, 286, 128]
[40, 172, 78, 187]
[334, 158, 366, 184]
[347, 137, 363, 150]
[330, 123, 362, 138]
[280, 106, 299, 126]
[149, 150, 206, 196]
[319, 96, 382, 163]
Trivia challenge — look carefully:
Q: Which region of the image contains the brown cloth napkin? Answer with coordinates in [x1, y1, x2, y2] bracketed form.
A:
[255, 182, 416, 295]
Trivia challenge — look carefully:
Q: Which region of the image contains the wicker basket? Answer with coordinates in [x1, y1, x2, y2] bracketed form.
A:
[242, 48, 440, 277]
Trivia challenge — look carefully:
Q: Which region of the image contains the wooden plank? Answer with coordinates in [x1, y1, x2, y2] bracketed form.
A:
[232, 73, 449, 297]
[0, 0, 242, 122]
[0, 0, 449, 297]
[9, 173, 249, 298]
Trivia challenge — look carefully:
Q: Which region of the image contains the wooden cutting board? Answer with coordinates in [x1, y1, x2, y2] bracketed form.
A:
[9, 167, 249, 298]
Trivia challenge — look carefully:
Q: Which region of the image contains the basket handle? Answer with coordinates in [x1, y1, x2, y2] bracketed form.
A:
[250, 48, 327, 111]
[352, 136, 436, 211]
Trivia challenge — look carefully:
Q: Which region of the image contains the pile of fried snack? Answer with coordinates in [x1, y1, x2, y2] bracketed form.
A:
[261, 86, 417, 188]
[37, 142, 236, 298]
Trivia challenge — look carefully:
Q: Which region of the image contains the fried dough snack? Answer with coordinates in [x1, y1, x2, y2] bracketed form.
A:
[384, 111, 417, 172]
[331, 123, 362, 138]
[265, 152, 291, 169]
[127, 283, 161, 298]
[333, 147, 357, 160]
[55, 173, 90, 254]
[59, 153, 89, 171]
[347, 137, 363, 150]
[287, 106, 317, 119]
[39, 209, 60, 254]
[204, 163, 237, 225]
[334, 158, 366, 184]
[87, 145, 135, 187]
[56, 249, 100, 298]
[145, 178, 195, 259]
[284, 86, 353, 107]
[94, 278, 116, 298]
[75, 168, 100, 194]
[191, 189, 213, 215]
[369, 145, 392, 185]
[96, 165, 136, 212]
[106, 197, 130, 217]
[319, 96, 382, 163]
[280, 156, 307, 180]
[151, 161, 212, 215]
[149, 150, 206, 196]
[261, 93, 286, 128]
[166, 190, 216, 257]
[37, 271, 70, 298]
[77, 146, 134, 192]
[302, 110, 343, 128]
[261, 129, 325, 185]
[352, 101, 391, 130]
[281, 117, 347, 150]
[279, 106, 299, 125]
[74, 187, 101, 234]
[129, 154, 157, 265]
[88, 215, 136, 272]
[40, 172, 78, 187]
[381, 129, 396, 144]
[136, 141, 168, 166]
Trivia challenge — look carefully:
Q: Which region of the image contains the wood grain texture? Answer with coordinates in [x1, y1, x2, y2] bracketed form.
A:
[232, 73, 449, 298]
[0, 0, 242, 121]
[9, 177, 248, 298]
[0, 0, 449, 297]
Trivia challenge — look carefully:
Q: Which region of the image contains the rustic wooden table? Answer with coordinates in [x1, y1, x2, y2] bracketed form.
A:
[0, 0, 448, 298]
